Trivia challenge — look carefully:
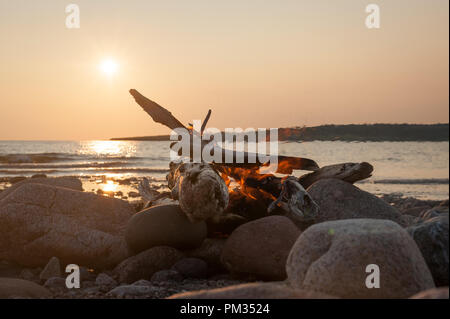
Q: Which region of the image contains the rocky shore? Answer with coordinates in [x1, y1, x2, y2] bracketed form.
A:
[0, 175, 448, 299]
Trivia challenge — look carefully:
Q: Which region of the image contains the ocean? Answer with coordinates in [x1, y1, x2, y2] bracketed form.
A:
[0, 140, 448, 200]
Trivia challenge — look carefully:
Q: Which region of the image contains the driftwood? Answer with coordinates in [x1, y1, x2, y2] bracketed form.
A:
[129, 89, 319, 174]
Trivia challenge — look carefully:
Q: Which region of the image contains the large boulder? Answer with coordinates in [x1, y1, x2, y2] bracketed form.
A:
[125, 205, 207, 255]
[168, 282, 337, 299]
[0, 278, 51, 298]
[407, 215, 449, 287]
[0, 177, 83, 201]
[221, 216, 300, 280]
[0, 183, 133, 268]
[113, 246, 184, 284]
[286, 219, 435, 298]
[307, 179, 406, 226]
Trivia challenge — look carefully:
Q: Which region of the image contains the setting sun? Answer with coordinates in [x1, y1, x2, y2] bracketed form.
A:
[100, 59, 118, 76]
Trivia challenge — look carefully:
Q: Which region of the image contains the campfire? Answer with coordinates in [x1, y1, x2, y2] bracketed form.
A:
[130, 89, 374, 234]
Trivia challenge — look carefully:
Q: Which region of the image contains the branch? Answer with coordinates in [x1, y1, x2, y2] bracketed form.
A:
[129, 89, 186, 130]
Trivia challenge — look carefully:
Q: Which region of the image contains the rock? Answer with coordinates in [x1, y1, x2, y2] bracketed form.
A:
[0, 176, 83, 201]
[113, 246, 184, 284]
[82, 281, 96, 289]
[95, 273, 118, 287]
[83, 286, 101, 294]
[125, 205, 207, 255]
[107, 285, 159, 298]
[39, 257, 61, 281]
[0, 278, 51, 298]
[168, 282, 337, 299]
[171, 258, 208, 279]
[407, 215, 449, 287]
[410, 287, 449, 299]
[43, 277, 67, 290]
[0, 183, 133, 268]
[221, 216, 300, 280]
[307, 179, 406, 226]
[187, 238, 226, 271]
[20, 269, 37, 282]
[132, 279, 153, 286]
[286, 219, 435, 298]
[151, 270, 184, 282]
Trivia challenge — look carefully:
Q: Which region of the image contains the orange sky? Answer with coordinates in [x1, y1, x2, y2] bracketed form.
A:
[0, 0, 448, 140]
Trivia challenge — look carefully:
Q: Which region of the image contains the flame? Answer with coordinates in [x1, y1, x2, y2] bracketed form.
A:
[219, 166, 277, 202]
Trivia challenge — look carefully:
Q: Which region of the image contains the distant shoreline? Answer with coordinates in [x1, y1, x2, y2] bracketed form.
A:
[111, 123, 449, 142]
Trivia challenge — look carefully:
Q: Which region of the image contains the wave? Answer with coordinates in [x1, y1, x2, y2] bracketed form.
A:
[359, 178, 449, 185]
[0, 153, 147, 164]
[0, 167, 169, 175]
[0, 161, 131, 169]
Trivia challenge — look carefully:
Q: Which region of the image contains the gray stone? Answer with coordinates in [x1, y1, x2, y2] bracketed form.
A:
[408, 215, 449, 287]
[95, 273, 118, 287]
[187, 238, 226, 270]
[113, 246, 184, 284]
[125, 205, 207, 255]
[307, 179, 406, 226]
[132, 279, 153, 286]
[0, 177, 83, 201]
[43, 277, 67, 290]
[0, 278, 51, 298]
[39, 257, 61, 281]
[171, 258, 208, 279]
[107, 285, 159, 298]
[0, 183, 133, 268]
[221, 216, 300, 280]
[151, 270, 184, 282]
[286, 219, 435, 298]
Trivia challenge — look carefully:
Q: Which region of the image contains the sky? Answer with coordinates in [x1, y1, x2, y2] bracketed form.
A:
[0, 0, 448, 140]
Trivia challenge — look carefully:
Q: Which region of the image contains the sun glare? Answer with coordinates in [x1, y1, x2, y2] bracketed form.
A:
[100, 59, 118, 76]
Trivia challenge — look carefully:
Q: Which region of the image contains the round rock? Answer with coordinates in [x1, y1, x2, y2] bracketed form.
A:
[307, 179, 406, 226]
[125, 205, 207, 255]
[113, 246, 184, 284]
[221, 216, 300, 280]
[171, 258, 208, 279]
[151, 270, 184, 282]
[0, 278, 51, 298]
[286, 218, 435, 298]
[408, 214, 449, 287]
